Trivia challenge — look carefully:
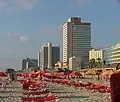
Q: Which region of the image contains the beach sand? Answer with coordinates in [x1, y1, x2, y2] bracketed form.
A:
[0, 80, 111, 102]
[46, 82, 111, 102]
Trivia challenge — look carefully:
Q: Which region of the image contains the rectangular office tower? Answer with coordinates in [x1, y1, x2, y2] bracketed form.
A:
[22, 58, 38, 70]
[40, 45, 48, 69]
[63, 17, 91, 67]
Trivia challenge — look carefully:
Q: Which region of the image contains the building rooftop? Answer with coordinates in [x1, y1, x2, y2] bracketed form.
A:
[67, 17, 81, 23]
[90, 48, 101, 51]
[103, 43, 120, 50]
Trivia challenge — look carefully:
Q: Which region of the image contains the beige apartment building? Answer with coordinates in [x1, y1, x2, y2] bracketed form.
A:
[89, 48, 103, 61]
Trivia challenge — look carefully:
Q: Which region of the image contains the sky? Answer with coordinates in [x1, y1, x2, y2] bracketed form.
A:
[0, 0, 120, 70]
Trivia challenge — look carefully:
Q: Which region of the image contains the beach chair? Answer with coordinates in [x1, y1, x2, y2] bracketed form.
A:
[21, 94, 57, 102]
[23, 89, 50, 95]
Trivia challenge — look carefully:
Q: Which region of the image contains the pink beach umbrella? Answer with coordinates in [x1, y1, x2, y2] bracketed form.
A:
[59, 72, 64, 76]
[34, 70, 45, 75]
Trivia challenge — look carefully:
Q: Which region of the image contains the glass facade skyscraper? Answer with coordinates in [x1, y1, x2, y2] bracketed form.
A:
[62, 17, 91, 66]
[52, 47, 60, 67]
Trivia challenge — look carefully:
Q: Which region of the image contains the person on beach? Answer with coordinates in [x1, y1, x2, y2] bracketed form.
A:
[77, 80, 82, 83]
[2, 80, 7, 90]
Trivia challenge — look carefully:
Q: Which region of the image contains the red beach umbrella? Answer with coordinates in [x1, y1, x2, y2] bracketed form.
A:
[0, 72, 6, 77]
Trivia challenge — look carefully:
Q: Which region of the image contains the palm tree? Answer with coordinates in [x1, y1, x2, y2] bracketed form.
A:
[97, 58, 102, 68]
[103, 60, 106, 65]
[89, 58, 96, 68]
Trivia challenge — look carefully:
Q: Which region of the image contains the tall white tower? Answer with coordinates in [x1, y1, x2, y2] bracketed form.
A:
[48, 42, 52, 68]
[37, 52, 40, 68]
[26, 62, 29, 69]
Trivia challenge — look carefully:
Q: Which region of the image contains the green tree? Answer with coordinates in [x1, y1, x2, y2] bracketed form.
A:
[96, 58, 102, 68]
[103, 60, 106, 65]
[89, 58, 96, 68]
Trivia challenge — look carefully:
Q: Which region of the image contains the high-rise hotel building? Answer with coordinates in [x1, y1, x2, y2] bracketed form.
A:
[62, 17, 91, 66]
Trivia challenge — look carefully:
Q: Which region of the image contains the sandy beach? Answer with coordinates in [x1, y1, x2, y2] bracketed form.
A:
[46, 81, 111, 102]
[0, 79, 111, 102]
[0, 81, 22, 102]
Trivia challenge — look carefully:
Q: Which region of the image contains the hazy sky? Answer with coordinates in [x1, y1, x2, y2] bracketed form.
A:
[0, 0, 120, 70]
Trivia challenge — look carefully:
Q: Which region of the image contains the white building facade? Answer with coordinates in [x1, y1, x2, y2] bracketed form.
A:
[69, 56, 82, 71]
[103, 43, 120, 64]
[37, 52, 40, 68]
[48, 42, 52, 69]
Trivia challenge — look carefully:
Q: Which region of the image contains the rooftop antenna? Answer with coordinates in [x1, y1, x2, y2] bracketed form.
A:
[71, 0, 77, 17]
